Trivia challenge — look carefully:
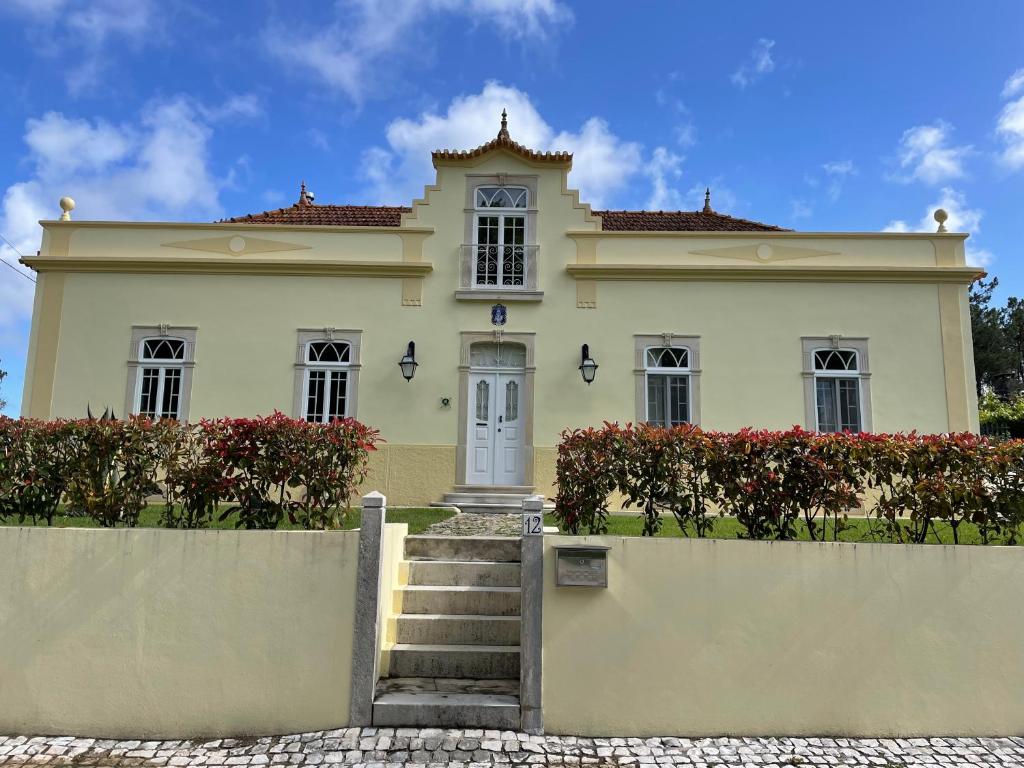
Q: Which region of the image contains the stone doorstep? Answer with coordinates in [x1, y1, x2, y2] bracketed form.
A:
[372, 692, 521, 729]
[373, 677, 521, 730]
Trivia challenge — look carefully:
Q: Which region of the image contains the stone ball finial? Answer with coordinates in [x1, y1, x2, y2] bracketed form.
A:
[59, 197, 76, 221]
[934, 208, 949, 233]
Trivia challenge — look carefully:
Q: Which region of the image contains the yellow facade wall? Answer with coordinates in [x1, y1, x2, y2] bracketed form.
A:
[21, 149, 980, 503]
[0, 527, 359, 738]
[543, 535, 1024, 736]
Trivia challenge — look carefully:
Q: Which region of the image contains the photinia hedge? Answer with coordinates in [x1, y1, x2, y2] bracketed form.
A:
[0, 412, 378, 529]
[554, 423, 1024, 544]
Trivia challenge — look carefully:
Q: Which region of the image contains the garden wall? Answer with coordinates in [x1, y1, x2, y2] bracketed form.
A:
[0, 526, 367, 738]
[542, 535, 1024, 737]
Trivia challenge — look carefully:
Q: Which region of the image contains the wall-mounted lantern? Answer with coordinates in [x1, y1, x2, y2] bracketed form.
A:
[398, 341, 418, 381]
[579, 343, 598, 385]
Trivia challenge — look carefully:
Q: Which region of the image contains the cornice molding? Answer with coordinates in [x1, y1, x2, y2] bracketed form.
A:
[22, 256, 434, 279]
[565, 263, 984, 284]
[38, 220, 434, 235]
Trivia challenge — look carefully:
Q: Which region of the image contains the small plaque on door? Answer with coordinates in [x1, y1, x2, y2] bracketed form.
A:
[554, 545, 610, 588]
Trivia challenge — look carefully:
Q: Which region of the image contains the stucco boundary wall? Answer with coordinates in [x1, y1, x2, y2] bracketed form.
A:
[542, 535, 1024, 737]
[0, 522, 407, 739]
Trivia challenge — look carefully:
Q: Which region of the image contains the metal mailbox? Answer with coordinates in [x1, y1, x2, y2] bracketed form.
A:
[554, 545, 611, 587]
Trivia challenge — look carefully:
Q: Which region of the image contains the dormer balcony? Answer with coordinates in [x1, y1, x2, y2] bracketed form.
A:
[456, 244, 543, 301]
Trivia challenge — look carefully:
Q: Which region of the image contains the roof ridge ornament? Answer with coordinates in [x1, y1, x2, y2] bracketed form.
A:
[702, 188, 713, 214]
[497, 108, 510, 141]
[298, 180, 315, 207]
[934, 208, 948, 233]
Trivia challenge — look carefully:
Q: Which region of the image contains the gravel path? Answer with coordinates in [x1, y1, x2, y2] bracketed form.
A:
[423, 512, 522, 537]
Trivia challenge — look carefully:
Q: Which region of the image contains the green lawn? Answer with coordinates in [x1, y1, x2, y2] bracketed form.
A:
[543, 512, 1021, 545]
[2, 506, 453, 535]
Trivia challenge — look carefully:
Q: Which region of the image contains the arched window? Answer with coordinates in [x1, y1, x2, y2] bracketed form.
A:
[136, 337, 186, 419]
[812, 348, 862, 433]
[474, 185, 527, 287]
[644, 346, 691, 427]
[302, 340, 351, 423]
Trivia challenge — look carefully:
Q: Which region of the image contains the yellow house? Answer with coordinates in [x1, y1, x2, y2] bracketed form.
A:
[20, 112, 983, 506]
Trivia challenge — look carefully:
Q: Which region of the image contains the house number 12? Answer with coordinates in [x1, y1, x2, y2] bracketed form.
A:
[522, 511, 543, 536]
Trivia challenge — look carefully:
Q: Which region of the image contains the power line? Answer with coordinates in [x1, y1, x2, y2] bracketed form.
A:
[0, 232, 35, 284]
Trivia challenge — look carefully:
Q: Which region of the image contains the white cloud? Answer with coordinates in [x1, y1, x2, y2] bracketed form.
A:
[0, 97, 243, 361]
[645, 148, 685, 210]
[359, 82, 643, 209]
[265, 0, 572, 102]
[997, 68, 1024, 171]
[1002, 68, 1024, 99]
[883, 187, 991, 267]
[731, 39, 776, 89]
[3, 0, 158, 94]
[891, 121, 971, 184]
[821, 159, 856, 201]
[790, 199, 813, 220]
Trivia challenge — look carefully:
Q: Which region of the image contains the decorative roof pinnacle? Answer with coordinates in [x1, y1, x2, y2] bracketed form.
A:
[703, 187, 713, 214]
[498, 108, 510, 140]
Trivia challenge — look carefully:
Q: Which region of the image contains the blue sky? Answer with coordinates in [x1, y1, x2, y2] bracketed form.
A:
[1, 0, 1023, 415]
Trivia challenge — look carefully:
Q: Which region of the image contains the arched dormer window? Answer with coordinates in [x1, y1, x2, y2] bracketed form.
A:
[473, 185, 528, 287]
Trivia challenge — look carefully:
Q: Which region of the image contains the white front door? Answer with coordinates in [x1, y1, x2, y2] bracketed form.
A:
[467, 371, 524, 486]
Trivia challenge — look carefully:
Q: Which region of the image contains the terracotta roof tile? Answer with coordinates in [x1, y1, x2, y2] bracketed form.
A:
[593, 210, 788, 232]
[222, 204, 410, 227]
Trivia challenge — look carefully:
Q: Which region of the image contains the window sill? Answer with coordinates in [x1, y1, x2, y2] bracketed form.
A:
[455, 289, 544, 302]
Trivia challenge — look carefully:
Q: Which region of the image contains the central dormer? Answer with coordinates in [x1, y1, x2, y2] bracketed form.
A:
[436, 109, 574, 302]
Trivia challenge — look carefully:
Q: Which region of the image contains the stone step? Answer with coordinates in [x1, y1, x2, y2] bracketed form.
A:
[396, 614, 520, 646]
[388, 644, 520, 679]
[444, 492, 533, 505]
[404, 535, 521, 563]
[373, 691, 520, 729]
[408, 560, 522, 587]
[400, 586, 521, 616]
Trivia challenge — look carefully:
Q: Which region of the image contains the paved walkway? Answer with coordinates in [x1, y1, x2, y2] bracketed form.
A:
[1, 730, 1022, 767]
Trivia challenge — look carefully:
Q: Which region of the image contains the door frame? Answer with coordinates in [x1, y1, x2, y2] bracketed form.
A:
[457, 331, 536, 488]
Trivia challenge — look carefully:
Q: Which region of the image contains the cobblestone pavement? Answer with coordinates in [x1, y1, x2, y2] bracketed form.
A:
[1, 730, 1022, 767]
[423, 513, 522, 537]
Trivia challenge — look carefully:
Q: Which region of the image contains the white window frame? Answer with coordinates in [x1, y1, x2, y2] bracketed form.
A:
[634, 335, 702, 426]
[125, 326, 197, 421]
[643, 346, 693, 427]
[802, 336, 872, 433]
[292, 329, 362, 422]
[473, 185, 529, 288]
[458, 175, 541, 299]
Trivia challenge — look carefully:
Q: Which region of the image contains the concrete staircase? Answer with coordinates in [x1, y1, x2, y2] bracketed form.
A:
[373, 535, 522, 728]
[430, 488, 554, 515]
